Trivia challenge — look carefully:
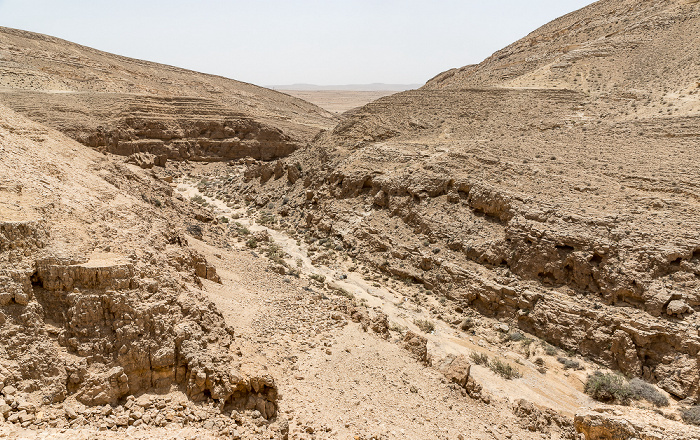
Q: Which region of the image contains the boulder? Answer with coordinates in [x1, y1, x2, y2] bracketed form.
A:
[126, 152, 167, 169]
[75, 366, 130, 406]
[369, 311, 389, 337]
[286, 164, 301, 184]
[401, 331, 431, 365]
[436, 354, 471, 388]
[666, 299, 693, 317]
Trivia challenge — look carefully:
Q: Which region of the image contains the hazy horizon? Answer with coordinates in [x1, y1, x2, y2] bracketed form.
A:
[0, 0, 596, 86]
[268, 83, 423, 91]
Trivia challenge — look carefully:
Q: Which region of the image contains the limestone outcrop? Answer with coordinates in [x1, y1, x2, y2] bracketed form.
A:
[512, 400, 576, 439]
[2, 249, 276, 415]
[435, 354, 471, 388]
[227, 0, 700, 405]
[0, 105, 278, 426]
[401, 331, 431, 366]
[574, 408, 700, 440]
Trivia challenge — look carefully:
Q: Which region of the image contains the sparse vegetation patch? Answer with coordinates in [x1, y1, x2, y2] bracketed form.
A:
[627, 378, 669, 407]
[584, 372, 668, 407]
[309, 273, 326, 283]
[585, 371, 631, 404]
[557, 357, 583, 370]
[681, 406, 700, 425]
[470, 351, 489, 366]
[413, 319, 435, 333]
[489, 358, 522, 380]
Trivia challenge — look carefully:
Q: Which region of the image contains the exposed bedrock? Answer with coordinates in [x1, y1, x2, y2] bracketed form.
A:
[0, 92, 303, 163]
[0, 219, 49, 261]
[76, 116, 300, 163]
[261, 164, 700, 318]
[0, 219, 277, 418]
[574, 409, 700, 440]
[241, 161, 700, 400]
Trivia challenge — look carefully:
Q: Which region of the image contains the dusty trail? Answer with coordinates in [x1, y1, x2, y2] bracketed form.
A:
[174, 181, 536, 439]
[176, 178, 594, 418]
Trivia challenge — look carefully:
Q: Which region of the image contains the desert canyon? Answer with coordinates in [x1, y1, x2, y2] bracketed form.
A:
[1, 0, 700, 439]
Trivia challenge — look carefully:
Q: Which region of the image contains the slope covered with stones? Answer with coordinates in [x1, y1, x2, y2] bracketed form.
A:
[426, 0, 700, 111]
[0, 27, 337, 162]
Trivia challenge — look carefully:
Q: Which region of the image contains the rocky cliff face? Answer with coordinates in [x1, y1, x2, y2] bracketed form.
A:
[237, 128, 700, 401]
[227, 1, 700, 403]
[0, 92, 303, 163]
[0, 105, 277, 422]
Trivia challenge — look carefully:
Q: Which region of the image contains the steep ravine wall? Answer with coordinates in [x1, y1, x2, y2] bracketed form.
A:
[0, 218, 278, 419]
[239, 159, 700, 401]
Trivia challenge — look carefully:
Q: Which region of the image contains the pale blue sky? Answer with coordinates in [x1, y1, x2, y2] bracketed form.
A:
[0, 0, 596, 86]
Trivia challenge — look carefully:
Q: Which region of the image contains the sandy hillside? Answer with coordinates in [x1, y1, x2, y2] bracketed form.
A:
[0, 26, 337, 162]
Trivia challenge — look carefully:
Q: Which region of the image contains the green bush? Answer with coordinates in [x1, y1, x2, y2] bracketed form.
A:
[508, 332, 525, 342]
[585, 373, 669, 407]
[234, 222, 250, 236]
[309, 273, 325, 283]
[489, 358, 522, 380]
[389, 322, 405, 333]
[557, 357, 583, 370]
[258, 212, 277, 226]
[543, 343, 558, 356]
[246, 238, 258, 249]
[334, 287, 354, 300]
[470, 351, 489, 366]
[191, 194, 206, 205]
[520, 337, 535, 351]
[263, 243, 284, 259]
[413, 319, 435, 333]
[584, 371, 632, 404]
[627, 378, 668, 407]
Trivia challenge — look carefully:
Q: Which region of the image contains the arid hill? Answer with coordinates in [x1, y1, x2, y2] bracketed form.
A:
[0, 24, 585, 440]
[426, 0, 700, 98]
[0, 106, 581, 440]
[0, 27, 337, 162]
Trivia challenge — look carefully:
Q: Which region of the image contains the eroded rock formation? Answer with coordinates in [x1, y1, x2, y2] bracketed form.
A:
[0, 106, 278, 424]
[229, 0, 700, 403]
